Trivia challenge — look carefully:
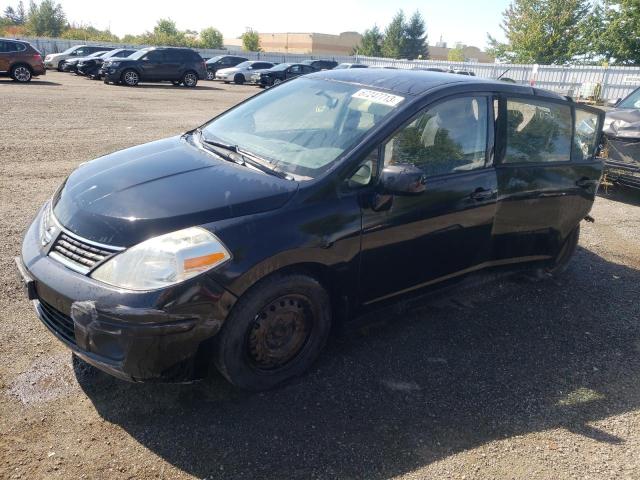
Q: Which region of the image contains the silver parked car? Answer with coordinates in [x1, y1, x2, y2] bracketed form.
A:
[215, 60, 274, 84]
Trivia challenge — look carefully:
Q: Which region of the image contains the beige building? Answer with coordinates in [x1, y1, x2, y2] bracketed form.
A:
[225, 31, 362, 56]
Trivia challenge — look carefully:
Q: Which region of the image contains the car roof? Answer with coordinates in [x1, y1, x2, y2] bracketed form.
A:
[307, 68, 566, 99]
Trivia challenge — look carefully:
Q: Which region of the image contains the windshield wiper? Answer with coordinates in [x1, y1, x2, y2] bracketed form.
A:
[196, 130, 289, 179]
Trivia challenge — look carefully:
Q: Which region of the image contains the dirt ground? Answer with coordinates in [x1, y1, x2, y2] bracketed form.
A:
[1, 72, 640, 480]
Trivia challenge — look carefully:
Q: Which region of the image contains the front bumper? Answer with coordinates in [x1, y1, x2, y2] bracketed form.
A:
[102, 68, 124, 82]
[17, 206, 237, 382]
[604, 136, 640, 189]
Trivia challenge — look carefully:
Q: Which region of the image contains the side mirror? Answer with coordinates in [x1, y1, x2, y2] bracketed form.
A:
[379, 164, 426, 195]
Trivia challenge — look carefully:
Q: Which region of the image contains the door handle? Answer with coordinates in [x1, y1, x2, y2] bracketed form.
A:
[469, 188, 494, 201]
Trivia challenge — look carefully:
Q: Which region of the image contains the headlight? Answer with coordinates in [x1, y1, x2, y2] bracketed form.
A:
[91, 227, 231, 291]
[107, 61, 120, 67]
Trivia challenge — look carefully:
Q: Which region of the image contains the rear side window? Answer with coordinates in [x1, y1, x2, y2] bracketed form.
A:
[573, 109, 600, 161]
[504, 99, 572, 163]
[384, 96, 489, 177]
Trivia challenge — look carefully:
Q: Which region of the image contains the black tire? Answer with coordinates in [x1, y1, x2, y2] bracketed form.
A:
[57, 60, 65, 72]
[121, 69, 139, 86]
[537, 224, 580, 278]
[234, 73, 245, 85]
[10, 64, 32, 82]
[181, 71, 198, 88]
[213, 273, 332, 391]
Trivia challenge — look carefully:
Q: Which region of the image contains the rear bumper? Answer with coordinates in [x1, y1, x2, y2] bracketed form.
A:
[17, 205, 238, 382]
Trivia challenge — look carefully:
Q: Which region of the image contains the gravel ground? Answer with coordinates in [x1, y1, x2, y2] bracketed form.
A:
[1, 72, 640, 480]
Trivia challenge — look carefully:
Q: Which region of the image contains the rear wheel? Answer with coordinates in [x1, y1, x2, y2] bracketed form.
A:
[10, 64, 32, 82]
[182, 71, 198, 87]
[213, 273, 331, 391]
[206, 70, 215, 81]
[121, 69, 139, 86]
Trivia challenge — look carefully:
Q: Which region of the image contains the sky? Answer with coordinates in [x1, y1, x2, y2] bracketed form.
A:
[5, 0, 511, 49]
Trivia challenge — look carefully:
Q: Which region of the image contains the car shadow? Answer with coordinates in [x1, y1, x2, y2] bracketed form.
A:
[75, 247, 640, 479]
[0, 78, 61, 86]
[598, 184, 640, 207]
[112, 83, 223, 91]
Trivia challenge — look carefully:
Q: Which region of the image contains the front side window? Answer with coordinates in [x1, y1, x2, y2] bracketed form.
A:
[618, 88, 640, 109]
[504, 99, 572, 163]
[144, 50, 165, 63]
[573, 109, 600, 161]
[202, 78, 402, 179]
[383, 96, 489, 177]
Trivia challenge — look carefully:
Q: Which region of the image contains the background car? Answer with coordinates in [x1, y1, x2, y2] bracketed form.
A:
[44, 45, 113, 71]
[0, 38, 45, 83]
[258, 63, 316, 87]
[603, 86, 640, 189]
[301, 59, 338, 70]
[215, 60, 275, 84]
[101, 47, 206, 87]
[61, 50, 111, 73]
[205, 55, 248, 80]
[334, 63, 368, 69]
[77, 48, 137, 78]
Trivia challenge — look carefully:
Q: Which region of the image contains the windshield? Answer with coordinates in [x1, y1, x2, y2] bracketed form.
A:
[619, 88, 640, 109]
[89, 51, 107, 58]
[270, 63, 290, 72]
[233, 61, 253, 69]
[128, 49, 151, 60]
[61, 46, 80, 54]
[206, 55, 223, 64]
[201, 78, 403, 179]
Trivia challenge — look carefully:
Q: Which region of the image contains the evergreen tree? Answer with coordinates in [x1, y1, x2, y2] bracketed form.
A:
[487, 0, 590, 64]
[404, 10, 428, 59]
[382, 10, 406, 59]
[26, 0, 66, 37]
[355, 25, 382, 56]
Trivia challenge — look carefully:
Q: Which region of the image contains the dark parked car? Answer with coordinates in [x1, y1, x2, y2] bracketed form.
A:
[0, 38, 46, 82]
[101, 47, 206, 87]
[301, 59, 338, 70]
[602, 86, 640, 188]
[61, 50, 111, 72]
[77, 48, 137, 78]
[16, 70, 604, 391]
[205, 55, 248, 80]
[258, 63, 316, 87]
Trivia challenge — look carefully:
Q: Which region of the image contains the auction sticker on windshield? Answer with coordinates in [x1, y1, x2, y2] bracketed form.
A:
[352, 89, 405, 107]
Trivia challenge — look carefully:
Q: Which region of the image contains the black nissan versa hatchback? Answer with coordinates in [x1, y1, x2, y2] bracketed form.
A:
[16, 70, 604, 390]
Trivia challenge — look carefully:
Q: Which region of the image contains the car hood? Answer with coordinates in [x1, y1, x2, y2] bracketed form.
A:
[604, 108, 640, 139]
[53, 135, 298, 247]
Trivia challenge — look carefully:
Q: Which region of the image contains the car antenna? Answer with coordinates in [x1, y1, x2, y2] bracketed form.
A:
[497, 67, 511, 80]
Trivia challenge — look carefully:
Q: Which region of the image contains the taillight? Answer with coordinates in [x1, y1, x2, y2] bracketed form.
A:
[33, 54, 42, 60]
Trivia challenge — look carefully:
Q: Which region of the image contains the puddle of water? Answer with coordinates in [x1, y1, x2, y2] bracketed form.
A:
[7, 353, 81, 405]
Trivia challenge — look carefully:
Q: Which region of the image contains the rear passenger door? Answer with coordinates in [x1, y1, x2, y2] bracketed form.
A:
[359, 94, 499, 303]
[492, 96, 603, 262]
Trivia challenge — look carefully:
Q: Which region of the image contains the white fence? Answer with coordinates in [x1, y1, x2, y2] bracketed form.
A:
[20, 36, 640, 100]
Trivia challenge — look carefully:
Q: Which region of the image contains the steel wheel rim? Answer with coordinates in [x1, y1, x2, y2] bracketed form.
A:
[15, 66, 31, 82]
[247, 294, 313, 371]
[124, 71, 138, 85]
[184, 73, 197, 86]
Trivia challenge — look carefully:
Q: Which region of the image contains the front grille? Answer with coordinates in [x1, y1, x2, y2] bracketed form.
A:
[38, 299, 76, 345]
[49, 232, 120, 273]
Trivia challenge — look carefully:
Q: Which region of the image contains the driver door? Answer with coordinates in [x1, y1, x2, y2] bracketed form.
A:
[139, 50, 166, 80]
[358, 94, 499, 304]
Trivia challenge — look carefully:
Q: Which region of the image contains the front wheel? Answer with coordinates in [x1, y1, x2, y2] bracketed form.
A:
[213, 273, 332, 391]
[273, 78, 282, 86]
[121, 69, 139, 86]
[182, 71, 198, 87]
[234, 73, 245, 85]
[57, 60, 65, 72]
[11, 65, 32, 82]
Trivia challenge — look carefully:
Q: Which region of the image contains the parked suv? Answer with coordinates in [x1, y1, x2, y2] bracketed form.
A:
[302, 59, 338, 70]
[78, 48, 137, 78]
[44, 45, 113, 71]
[205, 55, 248, 80]
[101, 47, 206, 87]
[0, 38, 45, 82]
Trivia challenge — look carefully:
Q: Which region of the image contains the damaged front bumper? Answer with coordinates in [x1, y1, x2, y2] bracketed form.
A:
[16, 208, 237, 382]
[603, 137, 640, 189]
